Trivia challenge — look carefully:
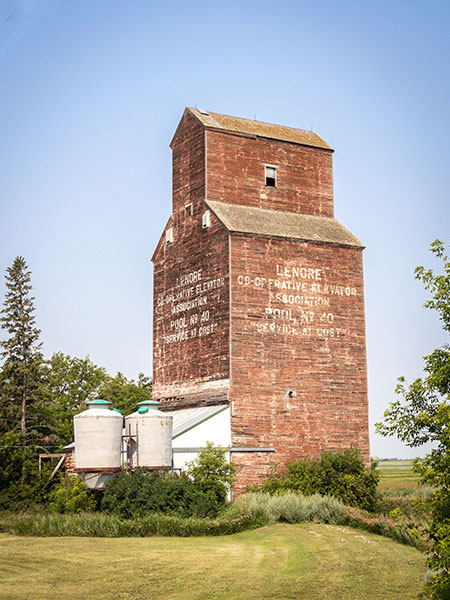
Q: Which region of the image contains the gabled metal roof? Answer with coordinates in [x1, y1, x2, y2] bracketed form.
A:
[188, 108, 333, 151]
[206, 200, 363, 249]
[163, 404, 229, 440]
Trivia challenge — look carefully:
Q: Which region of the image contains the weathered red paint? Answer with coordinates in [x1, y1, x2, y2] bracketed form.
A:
[152, 109, 370, 492]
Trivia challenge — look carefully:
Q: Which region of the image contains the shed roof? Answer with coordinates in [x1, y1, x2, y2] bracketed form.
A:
[206, 201, 363, 249]
[164, 404, 229, 439]
[188, 108, 332, 151]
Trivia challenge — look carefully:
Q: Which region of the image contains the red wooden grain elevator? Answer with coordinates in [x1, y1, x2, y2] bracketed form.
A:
[152, 108, 370, 493]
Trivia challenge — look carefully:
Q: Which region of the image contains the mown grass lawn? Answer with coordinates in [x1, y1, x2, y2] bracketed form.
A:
[0, 524, 425, 600]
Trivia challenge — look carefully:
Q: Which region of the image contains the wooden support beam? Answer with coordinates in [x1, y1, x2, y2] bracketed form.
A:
[39, 453, 65, 459]
[38, 453, 65, 482]
[42, 455, 66, 490]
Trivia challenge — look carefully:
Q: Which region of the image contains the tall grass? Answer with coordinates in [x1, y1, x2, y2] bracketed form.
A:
[10, 510, 265, 538]
[342, 506, 428, 551]
[7, 491, 428, 550]
[230, 493, 427, 550]
[9, 493, 346, 537]
[231, 492, 346, 524]
[381, 486, 434, 499]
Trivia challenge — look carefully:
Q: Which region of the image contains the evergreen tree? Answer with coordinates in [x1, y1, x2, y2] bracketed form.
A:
[0, 257, 54, 497]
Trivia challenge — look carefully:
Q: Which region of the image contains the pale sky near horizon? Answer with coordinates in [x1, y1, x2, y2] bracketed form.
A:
[1, 0, 449, 458]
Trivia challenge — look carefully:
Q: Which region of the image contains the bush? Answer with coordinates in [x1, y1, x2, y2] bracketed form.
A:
[48, 477, 96, 514]
[102, 444, 237, 519]
[186, 442, 237, 511]
[256, 448, 380, 511]
[101, 468, 220, 519]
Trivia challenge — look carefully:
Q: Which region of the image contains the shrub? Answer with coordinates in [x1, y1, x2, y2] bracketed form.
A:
[48, 477, 96, 514]
[101, 468, 220, 519]
[257, 448, 380, 511]
[102, 444, 237, 519]
[186, 442, 238, 511]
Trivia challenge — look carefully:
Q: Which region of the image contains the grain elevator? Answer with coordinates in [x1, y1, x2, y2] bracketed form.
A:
[151, 108, 370, 493]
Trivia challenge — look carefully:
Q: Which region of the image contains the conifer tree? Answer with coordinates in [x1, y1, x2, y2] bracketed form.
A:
[0, 257, 53, 493]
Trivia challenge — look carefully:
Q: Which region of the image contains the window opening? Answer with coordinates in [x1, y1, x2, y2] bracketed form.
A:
[184, 203, 193, 218]
[265, 166, 276, 187]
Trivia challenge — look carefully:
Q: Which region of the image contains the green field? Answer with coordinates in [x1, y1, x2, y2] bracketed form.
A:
[376, 460, 420, 490]
[0, 524, 425, 600]
[377, 460, 415, 468]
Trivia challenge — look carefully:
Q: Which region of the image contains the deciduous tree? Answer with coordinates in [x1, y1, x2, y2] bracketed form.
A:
[376, 239, 450, 599]
[101, 371, 152, 416]
[48, 352, 109, 444]
[48, 353, 152, 445]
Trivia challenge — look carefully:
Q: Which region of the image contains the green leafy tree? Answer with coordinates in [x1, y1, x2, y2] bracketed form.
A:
[48, 352, 108, 445]
[376, 239, 450, 599]
[48, 353, 152, 446]
[101, 371, 152, 416]
[186, 442, 238, 509]
[0, 257, 55, 498]
[0, 258, 152, 504]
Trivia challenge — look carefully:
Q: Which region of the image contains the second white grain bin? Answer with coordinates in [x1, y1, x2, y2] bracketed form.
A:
[125, 400, 173, 468]
[74, 399, 123, 488]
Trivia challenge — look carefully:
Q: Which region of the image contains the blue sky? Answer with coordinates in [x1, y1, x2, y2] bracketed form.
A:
[1, 0, 449, 457]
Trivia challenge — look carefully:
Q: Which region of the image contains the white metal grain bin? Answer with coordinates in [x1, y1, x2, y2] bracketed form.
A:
[125, 400, 173, 468]
[74, 399, 123, 470]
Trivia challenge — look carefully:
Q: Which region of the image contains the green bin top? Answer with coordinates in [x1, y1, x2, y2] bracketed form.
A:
[136, 400, 160, 407]
[85, 399, 111, 406]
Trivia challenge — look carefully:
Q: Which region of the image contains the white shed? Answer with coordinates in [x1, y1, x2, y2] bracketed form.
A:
[164, 404, 231, 471]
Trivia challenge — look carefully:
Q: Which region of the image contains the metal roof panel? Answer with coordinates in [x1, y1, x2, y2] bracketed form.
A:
[163, 404, 229, 438]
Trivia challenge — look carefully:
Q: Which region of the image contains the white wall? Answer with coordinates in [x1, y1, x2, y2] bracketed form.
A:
[172, 407, 231, 471]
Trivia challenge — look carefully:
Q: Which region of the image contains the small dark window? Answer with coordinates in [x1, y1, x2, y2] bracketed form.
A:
[184, 203, 193, 218]
[265, 166, 276, 187]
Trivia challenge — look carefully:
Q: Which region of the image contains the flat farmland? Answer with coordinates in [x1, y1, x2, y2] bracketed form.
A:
[377, 460, 420, 490]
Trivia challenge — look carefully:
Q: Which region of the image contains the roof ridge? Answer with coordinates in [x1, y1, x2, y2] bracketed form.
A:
[189, 107, 311, 134]
[187, 108, 332, 151]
